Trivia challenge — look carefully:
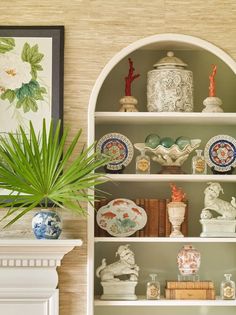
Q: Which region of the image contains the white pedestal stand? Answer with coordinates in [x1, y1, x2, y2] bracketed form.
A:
[119, 96, 139, 112]
[200, 219, 236, 237]
[202, 97, 223, 112]
[100, 281, 137, 300]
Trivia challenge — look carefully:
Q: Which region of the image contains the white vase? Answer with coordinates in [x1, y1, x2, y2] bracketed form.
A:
[177, 245, 201, 276]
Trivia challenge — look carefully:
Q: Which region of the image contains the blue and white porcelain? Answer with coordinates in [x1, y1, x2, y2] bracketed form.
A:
[204, 135, 236, 173]
[32, 209, 62, 239]
[96, 132, 134, 173]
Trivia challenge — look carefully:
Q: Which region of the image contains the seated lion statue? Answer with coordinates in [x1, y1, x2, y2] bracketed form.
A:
[96, 244, 139, 282]
[201, 182, 236, 220]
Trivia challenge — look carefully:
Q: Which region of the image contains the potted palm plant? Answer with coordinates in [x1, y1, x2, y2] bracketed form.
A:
[0, 119, 109, 239]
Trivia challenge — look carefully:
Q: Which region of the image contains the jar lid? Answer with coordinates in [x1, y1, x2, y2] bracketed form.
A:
[153, 51, 187, 68]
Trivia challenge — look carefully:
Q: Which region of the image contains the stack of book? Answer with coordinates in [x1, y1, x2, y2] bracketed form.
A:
[94, 198, 188, 237]
[165, 281, 215, 300]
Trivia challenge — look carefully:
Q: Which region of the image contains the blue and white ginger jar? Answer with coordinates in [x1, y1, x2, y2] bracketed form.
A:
[32, 209, 62, 239]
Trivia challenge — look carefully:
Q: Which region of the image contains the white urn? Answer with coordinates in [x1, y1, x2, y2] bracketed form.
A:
[167, 201, 186, 237]
[147, 51, 194, 112]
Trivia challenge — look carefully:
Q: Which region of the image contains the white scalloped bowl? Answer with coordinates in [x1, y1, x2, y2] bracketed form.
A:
[134, 139, 201, 166]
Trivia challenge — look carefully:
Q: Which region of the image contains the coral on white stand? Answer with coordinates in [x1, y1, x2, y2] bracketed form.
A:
[202, 64, 224, 113]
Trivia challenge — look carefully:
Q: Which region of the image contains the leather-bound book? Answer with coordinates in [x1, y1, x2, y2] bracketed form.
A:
[148, 199, 159, 237]
[158, 199, 166, 237]
[165, 199, 172, 236]
[165, 288, 215, 300]
[166, 280, 214, 289]
[181, 200, 188, 237]
[139, 198, 146, 237]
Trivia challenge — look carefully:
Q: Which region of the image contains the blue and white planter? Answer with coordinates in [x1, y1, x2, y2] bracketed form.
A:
[32, 209, 62, 239]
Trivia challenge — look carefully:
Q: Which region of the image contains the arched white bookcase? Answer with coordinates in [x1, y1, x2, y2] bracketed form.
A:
[88, 33, 236, 315]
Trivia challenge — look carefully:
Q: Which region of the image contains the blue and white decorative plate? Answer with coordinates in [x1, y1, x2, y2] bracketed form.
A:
[96, 133, 134, 171]
[204, 135, 236, 172]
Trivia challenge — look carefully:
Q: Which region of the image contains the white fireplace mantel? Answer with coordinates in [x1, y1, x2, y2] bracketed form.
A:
[0, 239, 82, 315]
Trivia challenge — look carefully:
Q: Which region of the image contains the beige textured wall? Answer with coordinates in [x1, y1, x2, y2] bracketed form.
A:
[1, 1, 236, 314]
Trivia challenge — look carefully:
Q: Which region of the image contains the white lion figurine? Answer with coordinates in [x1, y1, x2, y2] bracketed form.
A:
[96, 244, 139, 282]
[201, 182, 236, 220]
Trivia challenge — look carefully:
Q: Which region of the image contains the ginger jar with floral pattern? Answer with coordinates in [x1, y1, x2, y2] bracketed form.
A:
[147, 51, 194, 112]
[177, 245, 201, 275]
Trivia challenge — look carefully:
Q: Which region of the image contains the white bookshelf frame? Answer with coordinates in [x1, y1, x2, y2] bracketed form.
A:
[87, 33, 236, 315]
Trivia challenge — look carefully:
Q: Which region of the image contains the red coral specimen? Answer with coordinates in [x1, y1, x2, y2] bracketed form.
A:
[125, 58, 140, 96]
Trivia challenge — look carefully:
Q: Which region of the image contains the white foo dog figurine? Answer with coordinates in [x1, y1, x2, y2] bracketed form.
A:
[200, 182, 236, 237]
[96, 244, 139, 300]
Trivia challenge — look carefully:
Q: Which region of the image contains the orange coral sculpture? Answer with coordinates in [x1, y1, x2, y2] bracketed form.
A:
[209, 64, 217, 97]
[170, 183, 186, 202]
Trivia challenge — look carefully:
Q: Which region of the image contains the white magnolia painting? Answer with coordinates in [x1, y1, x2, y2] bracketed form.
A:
[0, 36, 52, 135]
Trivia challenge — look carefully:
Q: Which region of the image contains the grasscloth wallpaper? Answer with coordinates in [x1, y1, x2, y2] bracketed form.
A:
[1, 0, 236, 314]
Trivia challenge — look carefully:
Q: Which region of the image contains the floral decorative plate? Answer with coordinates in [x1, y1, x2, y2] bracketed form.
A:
[96, 198, 147, 237]
[96, 133, 134, 171]
[204, 135, 236, 172]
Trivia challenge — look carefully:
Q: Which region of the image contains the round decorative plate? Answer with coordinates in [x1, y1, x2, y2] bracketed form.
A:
[96, 133, 134, 171]
[96, 198, 147, 237]
[204, 135, 236, 172]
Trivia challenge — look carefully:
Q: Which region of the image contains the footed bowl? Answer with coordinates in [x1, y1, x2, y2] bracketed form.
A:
[134, 139, 201, 167]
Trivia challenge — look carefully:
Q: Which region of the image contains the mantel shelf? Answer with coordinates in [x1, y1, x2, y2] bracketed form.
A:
[104, 174, 236, 183]
[0, 239, 83, 267]
[95, 112, 236, 125]
[94, 237, 236, 243]
[94, 296, 236, 306]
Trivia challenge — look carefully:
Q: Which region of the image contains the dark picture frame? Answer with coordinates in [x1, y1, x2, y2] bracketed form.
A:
[0, 26, 64, 133]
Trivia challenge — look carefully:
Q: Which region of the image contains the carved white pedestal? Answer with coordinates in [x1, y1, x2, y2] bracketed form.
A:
[0, 239, 82, 315]
[100, 281, 137, 300]
[200, 219, 236, 237]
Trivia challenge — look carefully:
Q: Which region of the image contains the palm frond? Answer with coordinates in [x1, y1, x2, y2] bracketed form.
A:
[0, 119, 109, 227]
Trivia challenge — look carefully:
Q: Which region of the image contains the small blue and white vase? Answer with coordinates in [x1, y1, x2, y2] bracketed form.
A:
[32, 209, 62, 239]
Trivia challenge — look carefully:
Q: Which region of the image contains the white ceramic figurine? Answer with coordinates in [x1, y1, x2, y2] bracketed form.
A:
[200, 182, 236, 237]
[96, 244, 139, 282]
[202, 182, 236, 219]
[96, 244, 139, 300]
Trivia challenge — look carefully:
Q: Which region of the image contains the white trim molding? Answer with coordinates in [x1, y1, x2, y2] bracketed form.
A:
[0, 239, 82, 315]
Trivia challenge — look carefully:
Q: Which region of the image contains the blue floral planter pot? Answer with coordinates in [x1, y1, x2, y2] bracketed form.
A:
[32, 210, 62, 239]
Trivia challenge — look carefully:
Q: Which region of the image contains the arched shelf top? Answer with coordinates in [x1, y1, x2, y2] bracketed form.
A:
[88, 33, 236, 117]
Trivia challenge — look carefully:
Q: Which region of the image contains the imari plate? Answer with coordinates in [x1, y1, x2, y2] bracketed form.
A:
[204, 135, 236, 172]
[96, 198, 147, 237]
[96, 132, 134, 171]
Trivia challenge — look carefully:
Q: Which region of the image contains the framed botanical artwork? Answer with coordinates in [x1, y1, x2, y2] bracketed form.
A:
[0, 26, 64, 135]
